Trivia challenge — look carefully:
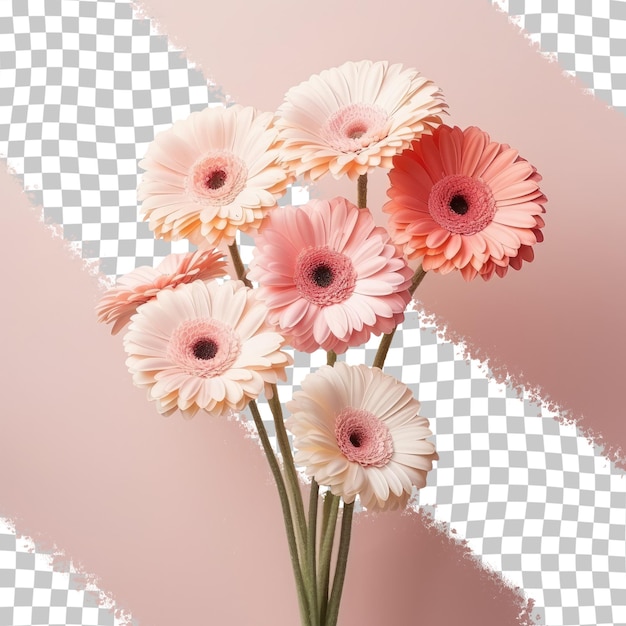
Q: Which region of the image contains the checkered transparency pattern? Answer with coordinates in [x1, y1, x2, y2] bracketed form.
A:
[492, 0, 626, 114]
[407, 336, 626, 626]
[1, 2, 625, 626]
[0, 0, 308, 279]
[0, 0, 220, 278]
[0, 519, 126, 626]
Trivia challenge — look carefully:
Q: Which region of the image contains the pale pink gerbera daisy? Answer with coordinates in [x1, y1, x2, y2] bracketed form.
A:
[384, 125, 547, 281]
[123, 280, 292, 419]
[248, 196, 412, 354]
[286, 363, 437, 511]
[96, 250, 227, 335]
[138, 104, 294, 248]
[275, 60, 447, 181]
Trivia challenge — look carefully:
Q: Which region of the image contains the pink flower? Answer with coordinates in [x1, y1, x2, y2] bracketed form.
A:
[138, 104, 294, 248]
[123, 280, 292, 419]
[275, 60, 446, 181]
[286, 363, 437, 511]
[96, 250, 227, 334]
[384, 125, 546, 280]
[248, 197, 412, 353]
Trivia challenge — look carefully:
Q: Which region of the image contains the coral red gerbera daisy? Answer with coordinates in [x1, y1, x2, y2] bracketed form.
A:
[384, 125, 546, 280]
[248, 196, 412, 353]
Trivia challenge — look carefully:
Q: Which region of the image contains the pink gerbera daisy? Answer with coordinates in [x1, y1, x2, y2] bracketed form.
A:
[96, 250, 227, 335]
[138, 104, 294, 248]
[248, 196, 412, 353]
[275, 60, 446, 181]
[123, 280, 292, 418]
[384, 125, 547, 281]
[286, 363, 437, 511]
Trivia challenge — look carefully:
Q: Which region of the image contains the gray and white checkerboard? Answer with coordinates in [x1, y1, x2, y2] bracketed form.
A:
[0, 519, 124, 626]
[493, 0, 626, 114]
[1, 1, 626, 625]
[311, 316, 625, 626]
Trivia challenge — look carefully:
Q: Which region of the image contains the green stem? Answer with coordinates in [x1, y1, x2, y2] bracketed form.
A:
[267, 386, 309, 577]
[325, 501, 355, 626]
[408, 264, 427, 297]
[307, 480, 320, 625]
[357, 174, 367, 208]
[327, 350, 337, 366]
[372, 265, 427, 371]
[228, 242, 252, 288]
[318, 492, 340, 624]
[248, 400, 309, 623]
[228, 235, 312, 624]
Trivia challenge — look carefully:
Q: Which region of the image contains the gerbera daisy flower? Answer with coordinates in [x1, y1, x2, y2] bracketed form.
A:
[286, 363, 437, 511]
[123, 280, 292, 419]
[275, 60, 447, 181]
[384, 125, 547, 281]
[138, 104, 294, 248]
[96, 250, 227, 335]
[247, 196, 413, 354]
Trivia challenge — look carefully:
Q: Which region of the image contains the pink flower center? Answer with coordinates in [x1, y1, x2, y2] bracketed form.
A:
[335, 408, 394, 467]
[428, 174, 496, 235]
[168, 318, 241, 377]
[320, 103, 390, 153]
[186, 150, 248, 206]
[294, 247, 357, 306]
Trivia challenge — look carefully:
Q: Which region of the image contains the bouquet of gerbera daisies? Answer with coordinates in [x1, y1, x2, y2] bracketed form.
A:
[97, 60, 546, 626]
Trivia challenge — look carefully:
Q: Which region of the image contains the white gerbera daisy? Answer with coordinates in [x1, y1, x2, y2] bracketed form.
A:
[124, 280, 292, 418]
[275, 60, 447, 181]
[286, 363, 437, 511]
[138, 104, 294, 248]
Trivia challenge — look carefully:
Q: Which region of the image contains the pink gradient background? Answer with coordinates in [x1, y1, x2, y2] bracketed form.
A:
[0, 0, 622, 624]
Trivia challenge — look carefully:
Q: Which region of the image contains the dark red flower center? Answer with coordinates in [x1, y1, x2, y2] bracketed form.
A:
[169, 319, 241, 377]
[335, 407, 394, 467]
[294, 247, 357, 306]
[312, 264, 334, 287]
[193, 339, 218, 360]
[428, 175, 496, 236]
[187, 151, 248, 207]
[205, 169, 227, 190]
[449, 194, 469, 215]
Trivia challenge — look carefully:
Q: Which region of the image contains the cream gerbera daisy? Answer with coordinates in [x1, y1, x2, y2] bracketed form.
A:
[138, 104, 294, 248]
[286, 363, 437, 511]
[275, 60, 447, 181]
[124, 280, 292, 418]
